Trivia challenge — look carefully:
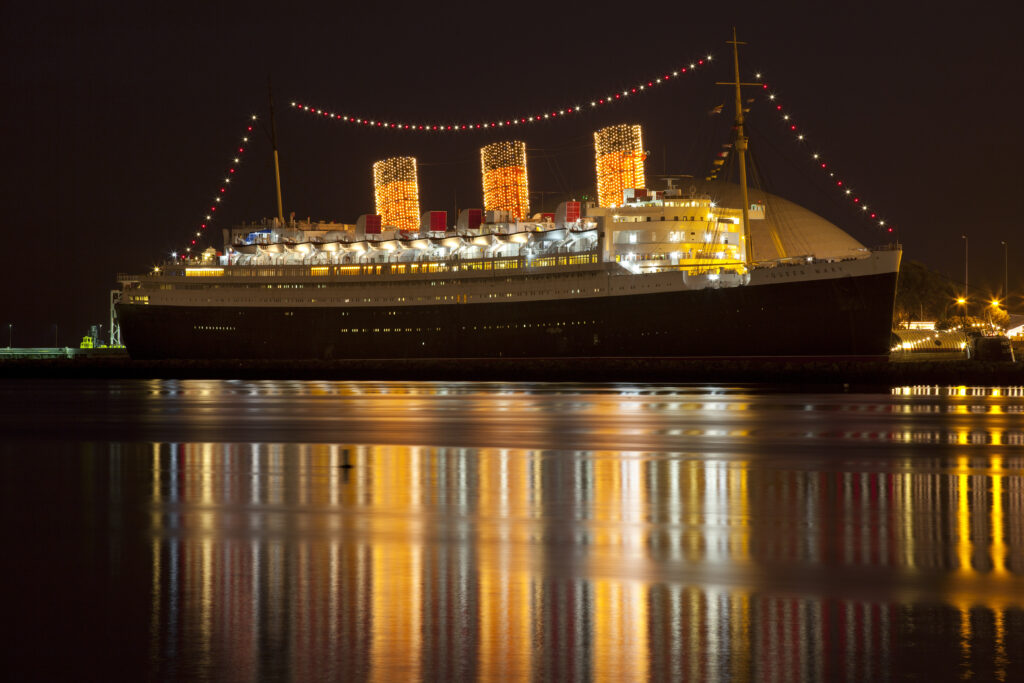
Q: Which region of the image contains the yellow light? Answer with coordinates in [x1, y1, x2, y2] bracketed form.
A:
[373, 156, 420, 232]
[956, 297, 967, 304]
[594, 124, 645, 207]
[991, 299, 1001, 307]
[185, 267, 223, 277]
[481, 141, 529, 219]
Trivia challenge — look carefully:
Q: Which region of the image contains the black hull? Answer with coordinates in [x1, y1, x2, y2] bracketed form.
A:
[117, 270, 897, 361]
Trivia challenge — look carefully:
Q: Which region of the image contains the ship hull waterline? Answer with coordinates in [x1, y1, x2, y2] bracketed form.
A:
[116, 270, 898, 361]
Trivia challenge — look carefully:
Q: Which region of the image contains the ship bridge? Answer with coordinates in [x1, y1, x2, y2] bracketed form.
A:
[586, 190, 747, 274]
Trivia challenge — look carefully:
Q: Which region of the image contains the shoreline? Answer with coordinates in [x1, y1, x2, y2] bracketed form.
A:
[1, 357, 1022, 388]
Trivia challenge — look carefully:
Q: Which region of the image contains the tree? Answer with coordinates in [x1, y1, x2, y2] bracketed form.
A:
[894, 260, 959, 324]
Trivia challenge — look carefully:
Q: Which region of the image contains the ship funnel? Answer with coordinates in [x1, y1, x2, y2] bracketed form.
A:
[480, 140, 529, 220]
[373, 156, 420, 233]
[594, 124, 645, 208]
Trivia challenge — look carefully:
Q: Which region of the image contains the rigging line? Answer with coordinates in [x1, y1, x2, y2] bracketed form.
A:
[543, 153, 571, 199]
[745, 135, 797, 255]
[746, 117, 873, 229]
[417, 157, 480, 167]
[528, 140, 595, 155]
[741, 127, 786, 259]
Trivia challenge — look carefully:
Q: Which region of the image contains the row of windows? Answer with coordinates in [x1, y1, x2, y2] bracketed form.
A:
[614, 215, 723, 223]
[338, 320, 598, 333]
[155, 268, 605, 292]
[175, 254, 600, 280]
[154, 285, 613, 307]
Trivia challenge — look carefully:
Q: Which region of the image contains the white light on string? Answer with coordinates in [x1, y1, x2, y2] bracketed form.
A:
[290, 54, 712, 133]
[175, 115, 257, 259]
[755, 76, 893, 234]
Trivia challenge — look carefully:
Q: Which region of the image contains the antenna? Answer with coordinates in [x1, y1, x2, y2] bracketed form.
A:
[268, 77, 286, 225]
[716, 28, 785, 265]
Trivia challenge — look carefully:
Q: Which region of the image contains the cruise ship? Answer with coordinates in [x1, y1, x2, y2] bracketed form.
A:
[114, 38, 901, 361]
[114, 183, 900, 360]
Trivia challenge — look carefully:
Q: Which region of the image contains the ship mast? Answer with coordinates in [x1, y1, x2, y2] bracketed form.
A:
[268, 78, 286, 226]
[717, 28, 759, 267]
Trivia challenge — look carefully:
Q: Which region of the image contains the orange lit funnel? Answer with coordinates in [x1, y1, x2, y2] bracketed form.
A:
[481, 141, 529, 220]
[594, 124, 645, 207]
[373, 156, 420, 232]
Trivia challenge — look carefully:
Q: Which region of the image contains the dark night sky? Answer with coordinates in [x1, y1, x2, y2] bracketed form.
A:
[2, 2, 1021, 345]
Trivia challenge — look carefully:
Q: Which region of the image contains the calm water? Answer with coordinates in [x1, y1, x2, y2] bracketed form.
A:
[2, 380, 1023, 682]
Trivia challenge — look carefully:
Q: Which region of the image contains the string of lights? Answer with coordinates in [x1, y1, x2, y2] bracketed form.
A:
[174, 115, 258, 260]
[288, 54, 713, 132]
[751, 75, 895, 235]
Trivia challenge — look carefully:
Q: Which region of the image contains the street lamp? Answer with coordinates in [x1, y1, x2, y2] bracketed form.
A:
[961, 234, 969, 317]
[1002, 240, 1008, 304]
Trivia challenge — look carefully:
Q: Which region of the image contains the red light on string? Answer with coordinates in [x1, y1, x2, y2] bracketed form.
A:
[821, 163, 826, 168]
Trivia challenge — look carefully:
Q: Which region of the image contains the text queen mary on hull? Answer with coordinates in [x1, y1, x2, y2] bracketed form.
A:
[114, 35, 900, 361]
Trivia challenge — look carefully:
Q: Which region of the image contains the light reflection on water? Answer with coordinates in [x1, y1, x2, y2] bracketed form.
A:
[139, 442, 1024, 682]
[3, 380, 1024, 681]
